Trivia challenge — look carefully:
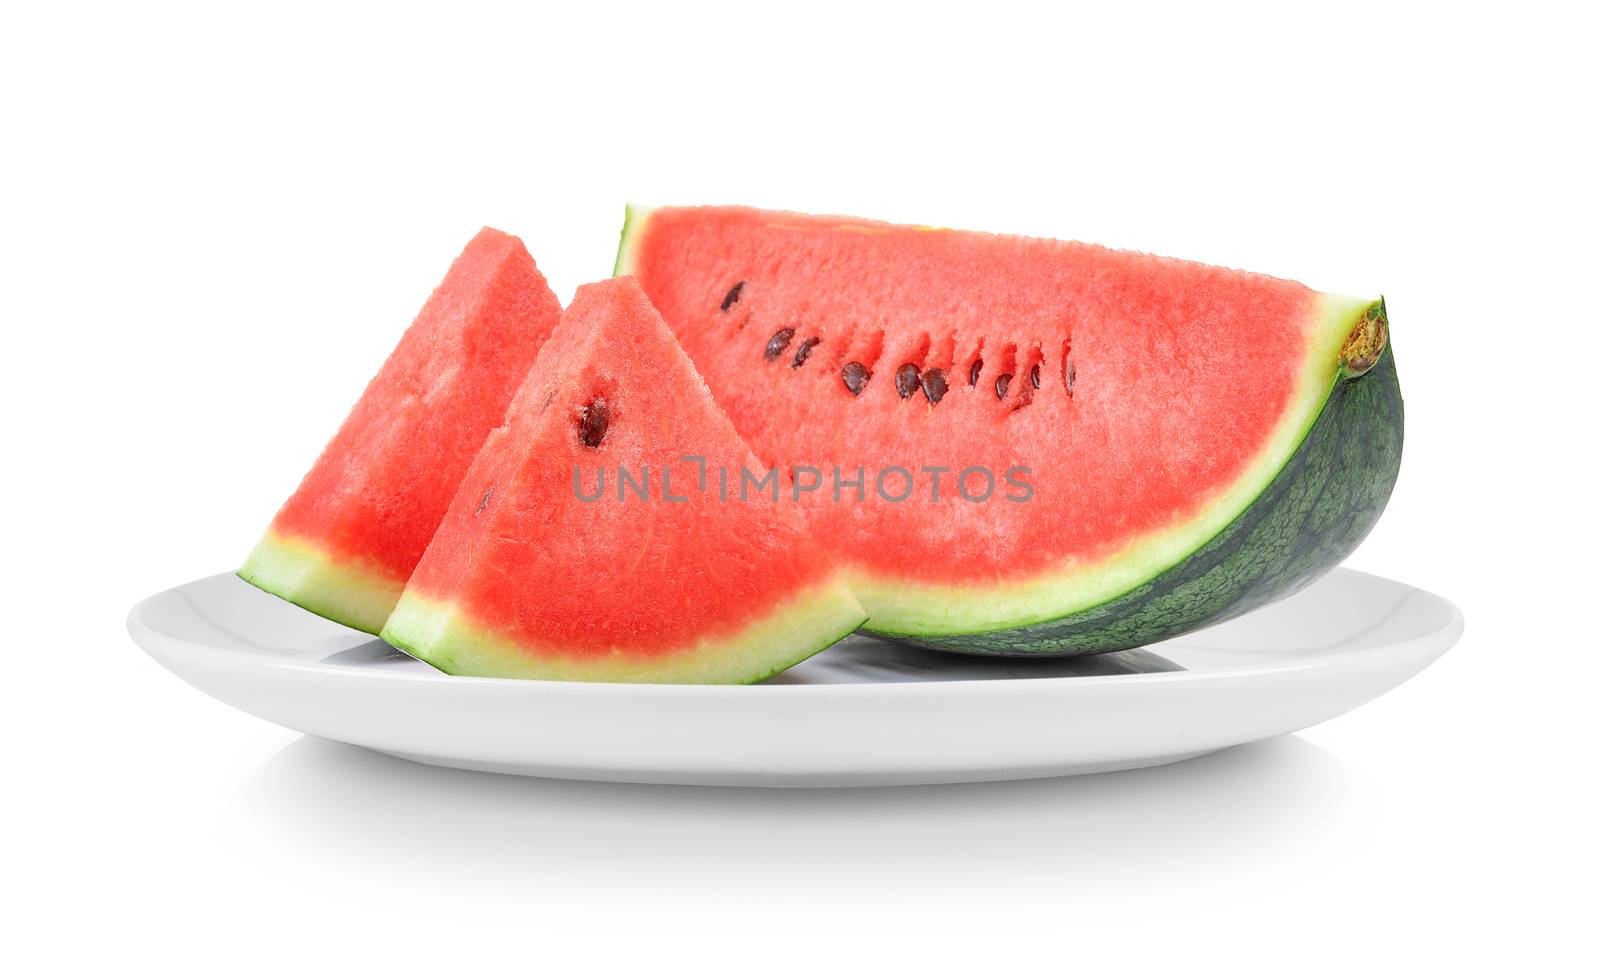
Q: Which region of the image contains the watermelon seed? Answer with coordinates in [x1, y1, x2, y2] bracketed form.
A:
[995, 372, 1013, 400]
[842, 362, 872, 396]
[475, 486, 494, 515]
[1030, 364, 1041, 389]
[720, 282, 744, 312]
[922, 368, 949, 404]
[578, 398, 610, 448]
[1065, 360, 1076, 396]
[968, 357, 984, 387]
[895, 363, 921, 398]
[764, 327, 796, 361]
[792, 336, 820, 368]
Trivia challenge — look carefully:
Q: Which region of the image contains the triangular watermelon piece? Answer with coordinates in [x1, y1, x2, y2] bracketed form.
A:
[381, 277, 867, 683]
[239, 228, 564, 634]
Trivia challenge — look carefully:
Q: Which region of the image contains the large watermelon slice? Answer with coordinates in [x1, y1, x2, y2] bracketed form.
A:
[616, 205, 1403, 656]
[240, 228, 563, 634]
[380, 276, 867, 683]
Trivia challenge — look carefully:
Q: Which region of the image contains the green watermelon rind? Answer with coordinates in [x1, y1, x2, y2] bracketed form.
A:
[866, 312, 1403, 656]
[381, 573, 869, 684]
[613, 202, 650, 277]
[238, 530, 405, 636]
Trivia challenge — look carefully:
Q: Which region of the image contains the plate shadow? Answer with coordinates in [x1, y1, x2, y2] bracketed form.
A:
[228, 733, 1348, 895]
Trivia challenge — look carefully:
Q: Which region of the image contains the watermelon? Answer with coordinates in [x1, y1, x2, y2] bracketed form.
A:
[616, 205, 1402, 656]
[239, 228, 563, 634]
[380, 276, 867, 683]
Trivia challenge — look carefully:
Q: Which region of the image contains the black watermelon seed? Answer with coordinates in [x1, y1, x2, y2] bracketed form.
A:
[968, 357, 984, 386]
[922, 368, 948, 404]
[764, 327, 796, 360]
[579, 397, 610, 448]
[995, 372, 1013, 400]
[1065, 360, 1076, 396]
[720, 281, 745, 312]
[1030, 364, 1041, 389]
[792, 336, 820, 368]
[842, 362, 871, 396]
[895, 363, 921, 399]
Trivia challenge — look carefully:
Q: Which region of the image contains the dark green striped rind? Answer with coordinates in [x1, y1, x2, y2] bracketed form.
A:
[867, 336, 1403, 657]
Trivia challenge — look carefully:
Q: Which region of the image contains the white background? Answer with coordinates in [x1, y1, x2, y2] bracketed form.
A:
[3, 1, 1596, 955]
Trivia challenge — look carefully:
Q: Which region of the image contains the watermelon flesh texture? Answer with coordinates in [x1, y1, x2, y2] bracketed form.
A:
[239, 228, 564, 634]
[617, 205, 1402, 655]
[380, 276, 867, 683]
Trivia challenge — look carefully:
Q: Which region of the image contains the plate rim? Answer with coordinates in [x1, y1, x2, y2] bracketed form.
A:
[127, 567, 1465, 697]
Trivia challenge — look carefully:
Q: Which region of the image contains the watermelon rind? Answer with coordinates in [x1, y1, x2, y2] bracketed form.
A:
[238, 531, 404, 635]
[381, 572, 867, 684]
[859, 300, 1402, 655]
[612, 202, 651, 277]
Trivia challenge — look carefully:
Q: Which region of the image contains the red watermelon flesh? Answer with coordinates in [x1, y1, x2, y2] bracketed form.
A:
[239, 228, 563, 634]
[617, 206, 1394, 645]
[380, 277, 866, 683]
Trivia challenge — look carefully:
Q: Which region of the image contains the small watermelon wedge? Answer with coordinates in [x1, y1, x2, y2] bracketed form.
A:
[380, 277, 867, 683]
[240, 228, 563, 633]
[617, 205, 1403, 656]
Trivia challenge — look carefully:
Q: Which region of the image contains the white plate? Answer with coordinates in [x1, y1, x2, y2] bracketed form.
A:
[128, 569, 1461, 786]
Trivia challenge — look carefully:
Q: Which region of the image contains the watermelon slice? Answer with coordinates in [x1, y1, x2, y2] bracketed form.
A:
[239, 228, 563, 634]
[380, 277, 867, 683]
[616, 205, 1403, 656]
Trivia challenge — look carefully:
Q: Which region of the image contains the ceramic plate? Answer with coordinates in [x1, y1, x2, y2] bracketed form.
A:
[128, 568, 1461, 786]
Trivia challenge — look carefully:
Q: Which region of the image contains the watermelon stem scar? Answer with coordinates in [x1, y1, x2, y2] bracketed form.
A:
[1340, 298, 1390, 376]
